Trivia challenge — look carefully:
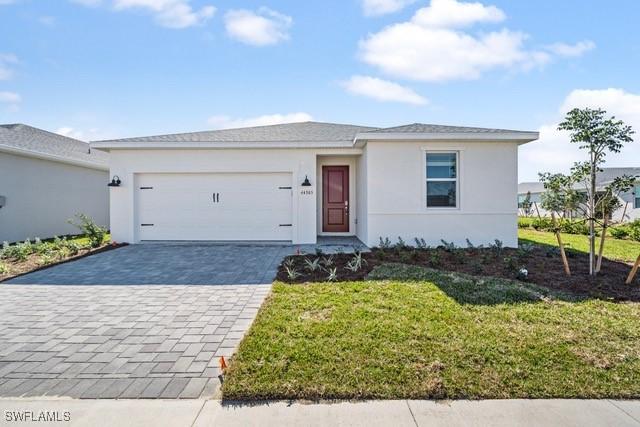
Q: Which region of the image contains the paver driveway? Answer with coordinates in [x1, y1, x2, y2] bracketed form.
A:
[0, 240, 367, 398]
[0, 284, 270, 399]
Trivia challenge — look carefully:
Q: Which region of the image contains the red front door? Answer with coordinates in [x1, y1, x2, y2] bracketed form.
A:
[322, 165, 349, 232]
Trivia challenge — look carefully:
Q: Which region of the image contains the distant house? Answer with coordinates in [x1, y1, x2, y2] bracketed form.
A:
[518, 167, 640, 222]
[0, 124, 109, 243]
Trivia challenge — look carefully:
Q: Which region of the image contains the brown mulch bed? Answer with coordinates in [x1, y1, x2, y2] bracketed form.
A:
[0, 243, 127, 283]
[276, 245, 640, 302]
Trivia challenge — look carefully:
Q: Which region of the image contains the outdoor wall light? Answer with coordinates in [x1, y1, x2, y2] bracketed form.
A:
[108, 175, 122, 187]
[301, 175, 312, 187]
[0, 195, 5, 209]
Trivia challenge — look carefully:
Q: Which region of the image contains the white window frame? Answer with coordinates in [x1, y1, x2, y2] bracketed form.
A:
[423, 150, 460, 210]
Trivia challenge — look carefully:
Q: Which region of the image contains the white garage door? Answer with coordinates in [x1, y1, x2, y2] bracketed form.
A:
[136, 173, 293, 241]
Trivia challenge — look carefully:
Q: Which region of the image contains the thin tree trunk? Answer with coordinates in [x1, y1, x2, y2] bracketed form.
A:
[534, 202, 541, 219]
[589, 153, 596, 275]
[552, 212, 571, 276]
[596, 216, 608, 273]
[626, 254, 640, 285]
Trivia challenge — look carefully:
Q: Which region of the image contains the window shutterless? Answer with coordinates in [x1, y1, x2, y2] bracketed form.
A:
[426, 152, 458, 208]
[635, 184, 640, 209]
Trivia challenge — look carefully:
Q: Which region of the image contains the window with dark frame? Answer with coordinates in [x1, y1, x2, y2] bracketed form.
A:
[635, 184, 640, 209]
[426, 152, 457, 208]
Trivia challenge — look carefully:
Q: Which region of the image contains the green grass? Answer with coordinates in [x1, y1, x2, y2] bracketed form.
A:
[223, 270, 640, 400]
[518, 229, 639, 263]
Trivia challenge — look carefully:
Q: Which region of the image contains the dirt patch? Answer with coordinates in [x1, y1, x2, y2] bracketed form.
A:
[0, 243, 127, 283]
[276, 245, 640, 302]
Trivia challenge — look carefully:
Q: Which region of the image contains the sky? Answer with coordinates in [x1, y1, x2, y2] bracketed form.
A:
[1, 0, 639, 182]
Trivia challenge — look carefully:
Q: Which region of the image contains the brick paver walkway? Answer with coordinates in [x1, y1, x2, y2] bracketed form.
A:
[0, 284, 269, 398]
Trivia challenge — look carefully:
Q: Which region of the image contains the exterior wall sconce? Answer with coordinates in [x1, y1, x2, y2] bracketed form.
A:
[301, 175, 312, 187]
[108, 175, 122, 187]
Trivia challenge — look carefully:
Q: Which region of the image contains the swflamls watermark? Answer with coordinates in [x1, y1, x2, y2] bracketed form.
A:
[4, 410, 71, 423]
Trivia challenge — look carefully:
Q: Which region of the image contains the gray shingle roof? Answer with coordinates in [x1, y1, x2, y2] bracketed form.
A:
[0, 124, 108, 168]
[93, 121, 536, 144]
[518, 182, 546, 194]
[94, 122, 378, 144]
[519, 168, 640, 194]
[368, 123, 533, 134]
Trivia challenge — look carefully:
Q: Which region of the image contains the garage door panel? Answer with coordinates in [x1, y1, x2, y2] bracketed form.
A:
[136, 173, 292, 241]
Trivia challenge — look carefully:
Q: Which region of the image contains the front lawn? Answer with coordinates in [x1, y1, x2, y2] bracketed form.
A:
[0, 234, 114, 282]
[222, 270, 640, 400]
[518, 228, 640, 263]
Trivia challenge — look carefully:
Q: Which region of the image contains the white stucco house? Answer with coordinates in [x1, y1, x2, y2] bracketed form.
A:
[92, 122, 538, 248]
[518, 167, 640, 222]
[0, 124, 109, 243]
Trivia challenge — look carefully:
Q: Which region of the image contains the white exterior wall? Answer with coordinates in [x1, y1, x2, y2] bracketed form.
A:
[0, 152, 109, 243]
[108, 148, 318, 244]
[356, 147, 368, 244]
[365, 140, 519, 248]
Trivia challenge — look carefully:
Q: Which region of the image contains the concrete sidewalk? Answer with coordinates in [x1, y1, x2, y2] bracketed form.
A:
[1, 399, 639, 426]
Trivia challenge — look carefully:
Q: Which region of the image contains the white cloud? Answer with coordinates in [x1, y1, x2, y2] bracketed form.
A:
[341, 75, 427, 105]
[0, 53, 18, 80]
[0, 91, 21, 112]
[0, 91, 20, 103]
[359, 0, 592, 82]
[224, 7, 291, 46]
[519, 88, 640, 181]
[544, 40, 596, 57]
[207, 112, 313, 129]
[362, 0, 416, 16]
[73, 0, 215, 28]
[412, 0, 505, 28]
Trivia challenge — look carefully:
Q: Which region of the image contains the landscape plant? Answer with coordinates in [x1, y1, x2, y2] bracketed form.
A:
[555, 108, 634, 275]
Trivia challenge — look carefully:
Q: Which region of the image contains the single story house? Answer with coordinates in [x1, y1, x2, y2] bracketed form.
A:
[92, 122, 538, 247]
[0, 124, 109, 243]
[518, 167, 640, 222]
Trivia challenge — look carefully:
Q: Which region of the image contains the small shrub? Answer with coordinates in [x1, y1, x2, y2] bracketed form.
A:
[399, 251, 412, 264]
[321, 255, 335, 268]
[39, 253, 56, 266]
[610, 226, 629, 239]
[414, 238, 427, 249]
[304, 257, 322, 273]
[629, 220, 640, 242]
[285, 265, 301, 280]
[283, 258, 295, 269]
[0, 262, 9, 275]
[489, 240, 504, 257]
[503, 256, 519, 274]
[378, 237, 392, 249]
[345, 252, 367, 272]
[518, 217, 534, 228]
[532, 217, 553, 231]
[68, 213, 107, 248]
[516, 243, 535, 259]
[395, 236, 408, 251]
[429, 251, 442, 267]
[439, 240, 456, 252]
[326, 267, 338, 282]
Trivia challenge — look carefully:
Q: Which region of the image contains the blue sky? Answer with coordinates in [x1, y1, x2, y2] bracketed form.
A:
[1, 0, 639, 181]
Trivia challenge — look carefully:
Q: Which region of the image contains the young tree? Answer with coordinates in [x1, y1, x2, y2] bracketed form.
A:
[539, 172, 578, 276]
[557, 108, 634, 275]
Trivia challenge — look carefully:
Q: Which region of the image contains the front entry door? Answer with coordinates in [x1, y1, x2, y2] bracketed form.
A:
[322, 165, 349, 232]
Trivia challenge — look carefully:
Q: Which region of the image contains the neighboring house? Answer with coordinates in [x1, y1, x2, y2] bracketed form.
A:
[0, 124, 109, 243]
[518, 167, 640, 222]
[92, 122, 538, 248]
